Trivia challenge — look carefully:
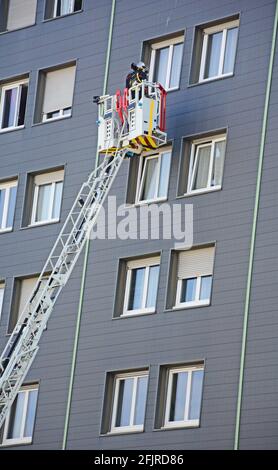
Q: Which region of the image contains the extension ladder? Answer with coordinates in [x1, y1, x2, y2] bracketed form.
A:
[0, 122, 129, 429]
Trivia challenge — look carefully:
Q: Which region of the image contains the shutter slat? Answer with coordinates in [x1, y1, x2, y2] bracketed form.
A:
[42, 65, 76, 115]
[7, 0, 37, 31]
[177, 246, 215, 279]
[34, 170, 64, 186]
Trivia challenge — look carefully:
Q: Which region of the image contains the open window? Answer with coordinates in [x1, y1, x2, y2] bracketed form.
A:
[0, 78, 28, 131]
[0, 179, 18, 232]
[8, 275, 39, 334]
[0, 281, 5, 322]
[44, 0, 82, 19]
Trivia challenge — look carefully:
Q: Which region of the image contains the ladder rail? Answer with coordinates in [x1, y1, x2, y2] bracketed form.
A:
[0, 120, 128, 429]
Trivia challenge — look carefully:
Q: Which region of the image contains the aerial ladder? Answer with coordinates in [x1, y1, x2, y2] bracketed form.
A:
[0, 79, 167, 429]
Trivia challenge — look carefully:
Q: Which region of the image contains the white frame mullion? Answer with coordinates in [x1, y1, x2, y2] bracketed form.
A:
[207, 141, 215, 190]
[48, 182, 56, 220]
[123, 268, 132, 313]
[129, 377, 138, 426]
[199, 33, 208, 81]
[31, 184, 39, 224]
[218, 28, 227, 76]
[111, 378, 121, 430]
[184, 370, 192, 421]
[14, 84, 22, 127]
[141, 266, 150, 309]
[195, 276, 202, 301]
[165, 45, 173, 90]
[149, 49, 156, 83]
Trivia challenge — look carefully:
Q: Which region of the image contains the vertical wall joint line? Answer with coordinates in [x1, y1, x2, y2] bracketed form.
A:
[234, 0, 278, 450]
[62, 0, 116, 450]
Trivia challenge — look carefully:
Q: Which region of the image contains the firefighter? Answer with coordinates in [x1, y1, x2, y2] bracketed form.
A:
[126, 62, 149, 90]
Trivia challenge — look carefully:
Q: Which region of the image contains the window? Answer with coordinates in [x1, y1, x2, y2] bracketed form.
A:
[35, 64, 76, 123]
[175, 246, 215, 308]
[187, 134, 226, 194]
[149, 34, 184, 91]
[198, 19, 239, 83]
[45, 0, 82, 19]
[0, 180, 17, 232]
[0, 79, 28, 131]
[163, 365, 204, 428]
[0, 282, 5, 321]
[123, 256, 160, 316]
[8, 275, 39, 334]
[0, 0, 37, 33]
[110, 371, 149, 434]
[2, 384, 38, 446]
[136, 149, 171, 204]
[30, 170, 64, 226]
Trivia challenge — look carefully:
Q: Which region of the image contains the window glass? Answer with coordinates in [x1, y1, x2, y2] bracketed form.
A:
[200, 275, 212, 301]
[52, 181, 63, 219]
[142, 158, 159, 201]
[6, 186, 17, 228]
[115, 378, 133, 427]
[189, 370, 204, 420]
[7, 392, 25, 439]
[169, 371, 188, 422]
[223, 27, 238, 74]
[134, 376, 148, 425]
[192, 145, 211, 190]
[36, 184, 52, 222]
[18, 84, 28, 126]
[2, 88, 18, 128]
[212, 140, 226, 186]
[24, 389, 38, 438]
[128, 268, 145, 310]
[158, 151, 171, 198]
[0, 188, 6, 225]
[169, 43, 183, 88]
[154, 47, 169, 89]
[146, 265, 159, 308]
[181, 278, 197, 303]
[204, 31, 222, 79]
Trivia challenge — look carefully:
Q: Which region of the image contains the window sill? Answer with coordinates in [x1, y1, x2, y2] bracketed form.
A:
[114, 310, 156, 320]
[0, 438, 32, 447]
[165, 302, 211, 313]
[188, 73, 234, 88]
[43, 10, 83, 23]
[32, 115, 72, 128]
[127, 197, 168, 208]
[0, 23, 36, 36]
[176, 187, 222, 199]
[0, 228, 13, 234]
[154, 422, 200, 432]
[21, 219, 60, 230]
[0, 125, 25, 134]
[101, 428, 144, 437]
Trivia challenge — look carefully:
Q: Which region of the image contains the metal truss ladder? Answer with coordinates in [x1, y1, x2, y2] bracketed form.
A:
[0, 122, 129, 429]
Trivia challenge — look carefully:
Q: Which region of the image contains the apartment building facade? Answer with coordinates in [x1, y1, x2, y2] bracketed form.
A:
[0, 0, 277, 450]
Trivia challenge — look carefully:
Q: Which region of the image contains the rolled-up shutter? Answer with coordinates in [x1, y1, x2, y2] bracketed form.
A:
[34, 169, 64, 186]
[177, 246, 215, 279]
[42, 65, 76, 115]
[7, 0, 37, 31]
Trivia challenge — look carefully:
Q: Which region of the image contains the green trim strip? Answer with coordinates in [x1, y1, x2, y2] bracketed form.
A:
[62, 0, 116, 450]
[234, 0, 278, 450]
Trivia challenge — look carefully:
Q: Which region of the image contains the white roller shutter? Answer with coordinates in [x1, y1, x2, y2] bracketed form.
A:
[34, 169, 64, 186]
[42, 65, 76, 115]
[177, 246, 215, 279]
[7, 0, 37, 31]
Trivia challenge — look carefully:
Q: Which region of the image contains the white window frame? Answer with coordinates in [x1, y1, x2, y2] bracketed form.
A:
[42, 106, 72, 122]
[0, 180, 18, 233]
[2, 385, 38, 446]
[30, 173, 64, 226]
[149, 35, 184, 91]
[0, 79, 28, 132]
[199, 20, 239, 83]
[164, 364, 204, 429]
[135, 148, 171, 204]
[0, 281, 5, 321]
[187, 134, 226, 195]
[53, 0, 76, 18]
[110, 371, 149, 434]
[175, 275, 212, 309]
[123, 257, 160, 316]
